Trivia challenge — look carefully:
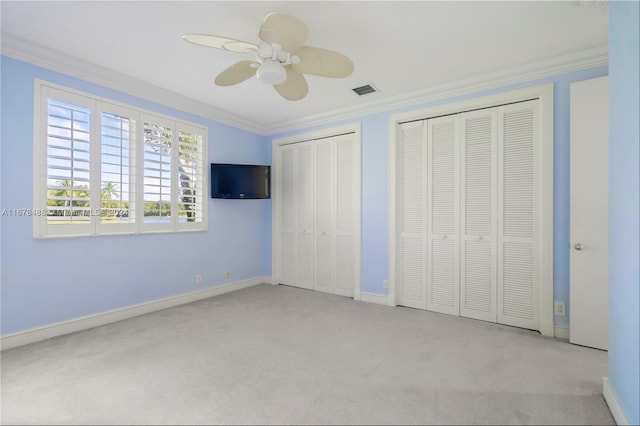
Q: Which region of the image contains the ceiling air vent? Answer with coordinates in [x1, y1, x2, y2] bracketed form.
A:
[352, 84, 377, 96]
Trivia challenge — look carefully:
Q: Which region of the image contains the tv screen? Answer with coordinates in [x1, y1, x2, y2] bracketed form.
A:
[210, 163, 271, 199]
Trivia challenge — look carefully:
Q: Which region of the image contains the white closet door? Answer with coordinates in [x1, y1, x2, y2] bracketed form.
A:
[274, 127, 361, 298]
[398, 121, 427, 309]
[427, 116, 460, 316]
[497, 100, 539, 329]
[315, 137, 334, 294]
[460, 109, 498, 322]
[335, 133, 356, 297]
[296, 141, 315, 290]
[278, 144, 297, 286]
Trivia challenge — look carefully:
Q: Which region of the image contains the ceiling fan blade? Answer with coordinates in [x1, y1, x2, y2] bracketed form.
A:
[259, 12, 308, 53]
[182, 34, 257, 53]
[214, 61, 258, 86]
[292, 46, 354, 78]
[274, 68, 308, 101]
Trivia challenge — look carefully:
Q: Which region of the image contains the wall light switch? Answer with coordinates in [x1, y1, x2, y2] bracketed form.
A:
[554, 301, 566, 316]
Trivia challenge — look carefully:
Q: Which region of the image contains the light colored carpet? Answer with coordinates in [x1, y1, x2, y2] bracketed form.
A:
[1, 283, 613, 425]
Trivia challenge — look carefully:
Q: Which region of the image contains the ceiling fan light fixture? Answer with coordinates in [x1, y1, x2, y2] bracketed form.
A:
[183, 12, 354, 100]
[256, 60, 287, 85]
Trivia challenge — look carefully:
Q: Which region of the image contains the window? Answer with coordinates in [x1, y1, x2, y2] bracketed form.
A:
[142, 118, 173, 228]
[33, 82, 207, 238]
[177, 128, 204, 224]
[46, 98, 92, 225]
[100, 110, 134, 225]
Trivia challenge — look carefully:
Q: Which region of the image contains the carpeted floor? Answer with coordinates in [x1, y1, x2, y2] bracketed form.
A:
[1, 283, 614, 425]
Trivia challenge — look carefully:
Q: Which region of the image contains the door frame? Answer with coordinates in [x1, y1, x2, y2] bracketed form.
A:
[271, 122, 362, 301]
[388, 83, 555, 337]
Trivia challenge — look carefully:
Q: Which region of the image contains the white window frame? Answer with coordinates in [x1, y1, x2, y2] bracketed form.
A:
[33, 80, 208, 238]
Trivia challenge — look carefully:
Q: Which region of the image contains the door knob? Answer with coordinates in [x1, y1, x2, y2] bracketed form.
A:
[574, 243, 584, 251]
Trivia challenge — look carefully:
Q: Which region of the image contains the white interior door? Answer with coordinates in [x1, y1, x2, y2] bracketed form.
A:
[278, 145, 297, 286]
[295, 142, 315, 290]
[569, 76, 609, 350]
[315, 137, 334, 294]
[460, 109, 498, 322]
[398, 121, 427, 309]
[335, 133, 356, 297]
[497, 100, 539, 330]
[427, 115, 460, 316]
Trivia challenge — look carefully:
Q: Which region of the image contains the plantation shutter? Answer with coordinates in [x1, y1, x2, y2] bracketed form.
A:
[34, 83, 208, 238]
[497, 100, 539, 329]
[296, 141, 315, 290]
[44, 93, 94, 234]
[97, 103, 138, 233]
[427, 115, 460, 316]
[141, 115, 173, 230]
[398, 121, 427, 309]
[460, 109, 498, 322]
[335, 133, 356, 296]
[315, 137, 334, 293]
[278, 144, 297, 286]
[177, 125, 205, 228]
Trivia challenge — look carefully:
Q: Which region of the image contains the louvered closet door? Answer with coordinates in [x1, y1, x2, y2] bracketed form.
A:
[460, 109, 498, 322]
[295, 142, 315, 290]
[335, 133, 356, 297]
[398, 121, 427, 309]
[497, 100, 539, 329]
[427, 116, 460, 316]
[278, 144, 297, 286]
[314, 137, 334, 294]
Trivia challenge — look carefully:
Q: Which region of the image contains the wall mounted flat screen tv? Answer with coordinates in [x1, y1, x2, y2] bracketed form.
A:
[210, 163, 271, 199]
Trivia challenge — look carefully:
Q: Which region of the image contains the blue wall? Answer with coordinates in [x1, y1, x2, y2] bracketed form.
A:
[269, 66, 608, 328]
[0, 50, 619, 341]
[0, 56, 272, 335]
[608, 2, 640, 424]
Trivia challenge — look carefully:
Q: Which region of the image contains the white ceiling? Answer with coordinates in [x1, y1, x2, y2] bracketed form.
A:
[1, 1, 608, 134]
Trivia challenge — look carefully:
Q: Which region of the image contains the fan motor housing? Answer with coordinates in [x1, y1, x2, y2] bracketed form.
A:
[257, 61, 287, 85]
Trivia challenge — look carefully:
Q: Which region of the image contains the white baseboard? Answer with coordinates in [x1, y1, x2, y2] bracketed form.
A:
[539, 319, 555, 337]
[602, 377, 630, 425]
[603, 377, 630, 425]
[1, 276, 270, 351]
[360, 291, 390, 306]
[554, 325, 570, 340]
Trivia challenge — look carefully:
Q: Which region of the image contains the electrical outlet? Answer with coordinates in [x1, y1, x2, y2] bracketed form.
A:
[225, 270, 231, 279]
[554, 301, 566, 316]
[383, 279, 389, 289]
[195, 274, 203, 284]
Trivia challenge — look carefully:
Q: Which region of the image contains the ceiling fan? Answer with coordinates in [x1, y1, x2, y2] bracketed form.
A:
[182, 12, 354, 101]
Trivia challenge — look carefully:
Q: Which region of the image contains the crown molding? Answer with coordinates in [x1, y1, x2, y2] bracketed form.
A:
[263, 43, 609, 135]
[1, 33, 607, 137]
[0, 33, 265, 135]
